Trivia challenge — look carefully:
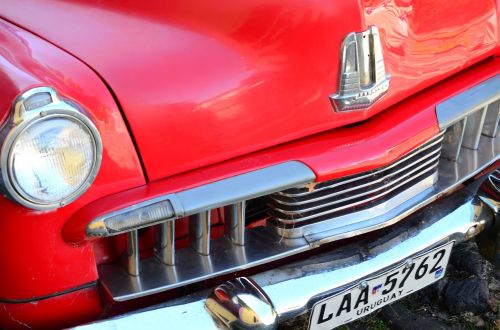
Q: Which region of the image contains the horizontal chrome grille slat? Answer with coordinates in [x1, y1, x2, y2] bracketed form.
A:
[271, 144, 442, 206]
[269, 133, 445, 229]
[277, 133, 444, 198]
[269, 135, 443, 223]
[270, 156, 440, 215]
[270, 164, 438, 223]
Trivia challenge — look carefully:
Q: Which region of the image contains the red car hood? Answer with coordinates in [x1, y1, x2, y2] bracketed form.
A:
[0, 0, 497, 181]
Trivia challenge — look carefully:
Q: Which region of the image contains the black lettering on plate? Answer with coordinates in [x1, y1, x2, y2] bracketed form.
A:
[430, 249, 446, 274]
[399, 262, 415, 288]
[317, 303, 333, 324]
[336, 293, 352, 317]
[354, 286, 369, 309]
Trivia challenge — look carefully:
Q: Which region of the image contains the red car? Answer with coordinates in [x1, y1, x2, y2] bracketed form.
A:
[0, 0, 498, 329]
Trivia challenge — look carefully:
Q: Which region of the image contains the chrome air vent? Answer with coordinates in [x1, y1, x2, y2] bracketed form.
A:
[268, 134, 444, 238]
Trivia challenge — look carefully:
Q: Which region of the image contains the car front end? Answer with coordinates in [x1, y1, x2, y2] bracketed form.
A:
[0, 0, 498, 329]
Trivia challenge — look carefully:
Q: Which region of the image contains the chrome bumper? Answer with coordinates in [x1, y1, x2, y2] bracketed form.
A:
[76, 174, 498, 330]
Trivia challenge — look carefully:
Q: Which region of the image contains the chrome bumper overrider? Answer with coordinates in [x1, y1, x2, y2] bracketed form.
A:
[77, 173, 498, 330]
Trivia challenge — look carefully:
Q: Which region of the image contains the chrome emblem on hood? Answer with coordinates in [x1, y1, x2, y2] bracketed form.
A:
[330, 26, 391, 112]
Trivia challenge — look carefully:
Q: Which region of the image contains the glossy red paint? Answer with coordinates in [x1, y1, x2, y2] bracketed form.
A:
[0, 286, 102, 329]
[64, 57, 500, 245]
[0, 1, 497, 328]
[0, 19, 145, 302]
[361, 0, 498, 112]
[0, 0, 496, 182]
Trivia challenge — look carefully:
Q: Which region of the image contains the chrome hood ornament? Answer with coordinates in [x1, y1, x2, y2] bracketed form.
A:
[330, 26, 391, 111]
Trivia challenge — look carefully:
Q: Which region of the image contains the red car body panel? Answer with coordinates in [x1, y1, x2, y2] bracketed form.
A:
[0, 0, 497, 328]
[0, 286, 102, 329]
[0, 0, 496, 182]
[0, 20, 145, 301]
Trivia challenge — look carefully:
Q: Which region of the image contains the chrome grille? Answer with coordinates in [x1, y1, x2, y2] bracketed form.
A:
[93, 75, 498, 302]
[269, 133, 444, 235]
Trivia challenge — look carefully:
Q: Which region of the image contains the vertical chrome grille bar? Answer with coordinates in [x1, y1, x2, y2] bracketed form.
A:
[442, 117, 467, 161]
[126, 230, 140, 276]
[155, 221, 175, 265]
[482, 100, 500, 137]
[225, 201, 246, 245]
[190, 210, 211, 255]
[462, 106, 487, 149]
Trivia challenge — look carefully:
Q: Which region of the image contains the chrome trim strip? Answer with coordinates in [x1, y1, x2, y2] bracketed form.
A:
[86, 161, 315, 238]
[76, 299, 218, 330]
[77, 177, 495, 329]
[436, 74, 500, 130]
[177, 162, 315, 215]
[271, 155, 440, 215]
[271, 146, 441, 207]
[277, 134, 443, 198]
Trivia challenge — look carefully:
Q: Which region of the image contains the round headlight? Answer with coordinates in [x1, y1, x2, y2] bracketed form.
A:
[1, 87, 102, 210]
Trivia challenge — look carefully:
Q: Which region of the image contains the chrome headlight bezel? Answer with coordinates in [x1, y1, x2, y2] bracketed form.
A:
[0, 87, 103, 210]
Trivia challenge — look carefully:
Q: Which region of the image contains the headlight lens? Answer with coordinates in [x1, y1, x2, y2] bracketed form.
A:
[1, 87, 102, 210]
[10, 116, 96, 204]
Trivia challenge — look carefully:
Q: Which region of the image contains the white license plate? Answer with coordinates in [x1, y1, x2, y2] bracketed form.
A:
[309, 242, 454, 330]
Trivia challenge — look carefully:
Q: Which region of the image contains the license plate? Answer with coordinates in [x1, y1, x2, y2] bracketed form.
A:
[309, 242, 454, 330]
